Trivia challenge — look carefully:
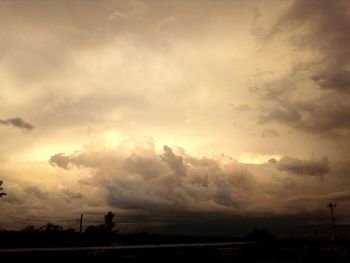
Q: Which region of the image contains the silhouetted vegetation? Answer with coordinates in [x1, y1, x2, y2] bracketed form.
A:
[0, 180, 6, 198]
[104, 211, 115, 232]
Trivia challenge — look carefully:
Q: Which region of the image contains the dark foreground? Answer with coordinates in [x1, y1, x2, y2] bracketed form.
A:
[2, 241, 350, 263]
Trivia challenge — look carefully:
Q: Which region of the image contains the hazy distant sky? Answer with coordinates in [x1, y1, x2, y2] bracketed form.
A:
[1, 0, 350, 232]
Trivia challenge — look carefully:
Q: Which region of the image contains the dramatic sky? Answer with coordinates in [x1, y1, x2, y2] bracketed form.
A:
[1, 0, 350, 233]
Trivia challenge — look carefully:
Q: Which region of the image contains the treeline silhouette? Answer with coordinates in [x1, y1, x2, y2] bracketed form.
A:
[0, 211, 245, 248]
[0, 211, 119, 248]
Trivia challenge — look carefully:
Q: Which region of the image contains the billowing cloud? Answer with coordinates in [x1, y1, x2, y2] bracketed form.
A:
[0, 117, 34, 131]
[49, 144, 240, 212]
[1, 139, 350, 231]
[270, 156, 329, 176]
[47, 142, 343, 222]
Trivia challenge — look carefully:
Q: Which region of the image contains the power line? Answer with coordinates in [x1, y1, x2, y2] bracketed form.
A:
[0, 214, 29, 226]
[0, 211, 79, 226]
[0, 222, 7, 231]
[0, 211, 78, 222]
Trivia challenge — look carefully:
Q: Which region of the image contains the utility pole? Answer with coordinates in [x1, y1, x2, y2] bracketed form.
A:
[79, 214, 83, 233]
[327, 202, 336, 240]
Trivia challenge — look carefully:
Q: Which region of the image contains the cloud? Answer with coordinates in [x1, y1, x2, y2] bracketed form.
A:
[61, 188, 83, 203]
[268, 0, 350, 93]
[0, 117, 34, 131]
[261, 129, 280, 138]
[259, 96, 350, 136]
[49, 144, 240, 212]
[259, 106, 301, 125]
[2, 140, 349, 230]
[286, 190, 350, 203]
[48, 142, 340, 221]
[269, 156, 329, 176]
[312, 70, 350, 94]
[253, 0, 350, 137]
[49, 153, 74, 170]
[24, 185, 47, 199]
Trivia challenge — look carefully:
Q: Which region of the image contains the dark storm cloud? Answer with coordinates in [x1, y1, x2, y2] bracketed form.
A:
[48, 145, 248, 213]
[254, 0, 350, 137]
[312, 70, 350, 94]
[259, 96, 350, 136]
[269, 156, 329, 176]
[0, 117, 34, 131]
[269, 0, 350, 94]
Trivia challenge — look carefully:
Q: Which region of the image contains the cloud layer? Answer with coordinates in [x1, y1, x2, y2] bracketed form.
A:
[46, 142, 343, 220]
[270, 156, 329, 176]
[0, 117, 34, 131]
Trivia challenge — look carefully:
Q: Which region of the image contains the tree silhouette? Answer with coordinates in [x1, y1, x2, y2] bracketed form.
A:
[104, 211, 115, 232]
[21, 225, 36, 232]
[0, 180, 6, 198]
[39, 223, 63, 232]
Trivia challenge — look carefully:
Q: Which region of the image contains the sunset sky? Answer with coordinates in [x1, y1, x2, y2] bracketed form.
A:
[1, 0, 350, 233]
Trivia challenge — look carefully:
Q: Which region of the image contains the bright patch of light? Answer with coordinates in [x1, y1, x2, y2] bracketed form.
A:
[14, 143, 81, 163]
[237, 152, 281, 164]
[103, 131, 124, 148]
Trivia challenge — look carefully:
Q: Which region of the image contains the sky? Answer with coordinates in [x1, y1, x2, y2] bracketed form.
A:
[1, 0, 350, 233]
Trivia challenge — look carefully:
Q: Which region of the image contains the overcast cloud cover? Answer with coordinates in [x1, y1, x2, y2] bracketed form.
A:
[1, 0, 350, 232]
